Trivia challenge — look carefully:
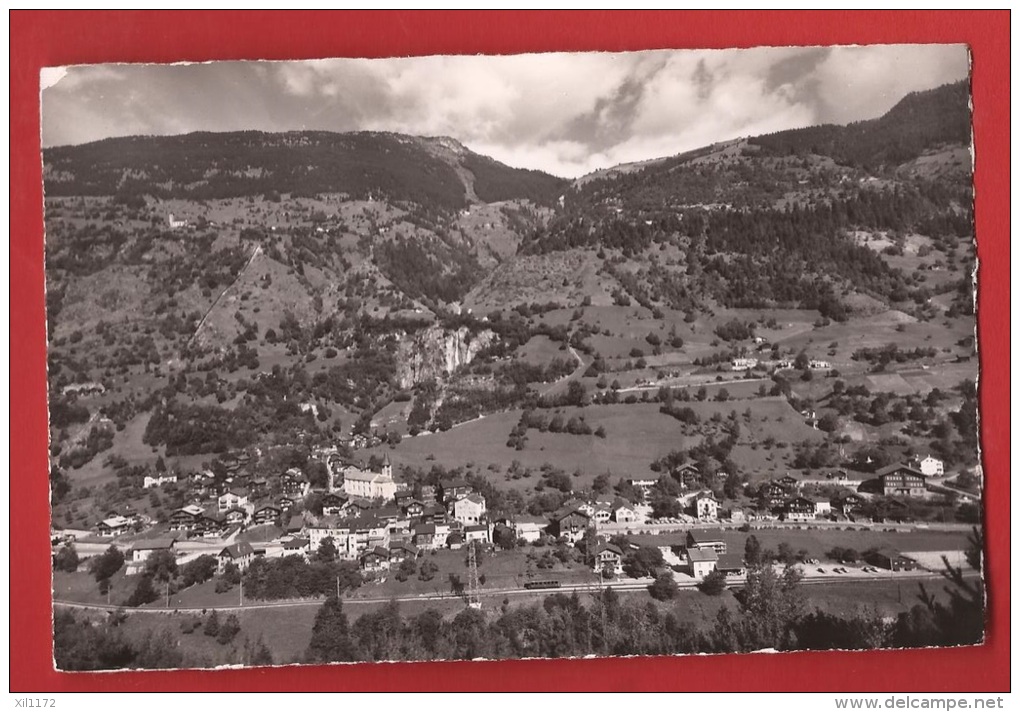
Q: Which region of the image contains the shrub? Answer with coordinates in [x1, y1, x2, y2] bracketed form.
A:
[648, 571, 679, 601]
[698, 569, 728, 596]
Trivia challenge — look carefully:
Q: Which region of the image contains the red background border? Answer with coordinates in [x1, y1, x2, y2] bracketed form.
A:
[10, 10, 1010, 692]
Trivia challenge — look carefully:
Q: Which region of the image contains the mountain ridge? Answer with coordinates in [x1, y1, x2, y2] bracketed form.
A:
[43, 129, 569, 211]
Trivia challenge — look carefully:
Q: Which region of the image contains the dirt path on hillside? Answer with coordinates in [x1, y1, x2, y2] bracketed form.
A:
[539, 346, 587, 397]
[188, 243, 262, 347]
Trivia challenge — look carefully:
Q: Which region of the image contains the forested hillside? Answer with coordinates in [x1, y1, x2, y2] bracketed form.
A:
[43, 131, 568, 212]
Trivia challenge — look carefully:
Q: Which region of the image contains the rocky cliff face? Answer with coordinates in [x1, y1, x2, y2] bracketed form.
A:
[396, 326, 494, 389]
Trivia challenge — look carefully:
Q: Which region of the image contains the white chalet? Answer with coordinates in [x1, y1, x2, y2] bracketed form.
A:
[218, 489, 249, 512]
[453, 493, 487, 526]
[143, 473, 178, 489]
[97, 516, 132, 538]
[694, 492, 720, 521]
[916, 456, 945, 477]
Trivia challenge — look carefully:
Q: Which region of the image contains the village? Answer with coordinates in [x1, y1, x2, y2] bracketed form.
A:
[38, 59, 985, 670]
[52, 443, 975, 607]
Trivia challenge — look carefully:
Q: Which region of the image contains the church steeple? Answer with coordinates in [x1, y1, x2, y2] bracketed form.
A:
[381, 453, 392, 480]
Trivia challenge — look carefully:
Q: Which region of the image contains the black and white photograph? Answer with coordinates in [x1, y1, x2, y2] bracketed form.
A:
[41, 45, 983, 671]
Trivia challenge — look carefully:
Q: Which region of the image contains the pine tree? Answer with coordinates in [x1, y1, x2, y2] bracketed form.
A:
[306, 596, 358, 662]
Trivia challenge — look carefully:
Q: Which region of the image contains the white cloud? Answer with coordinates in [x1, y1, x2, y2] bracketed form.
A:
[812, 44, 969, 123]
[40, 46, 970, 177]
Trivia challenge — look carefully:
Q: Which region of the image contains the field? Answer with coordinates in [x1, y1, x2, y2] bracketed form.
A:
[372, 394, 845, 489]
[516, 335, 567, 365]
[58, 412, 157, 488]
[373, 404, 690, 486]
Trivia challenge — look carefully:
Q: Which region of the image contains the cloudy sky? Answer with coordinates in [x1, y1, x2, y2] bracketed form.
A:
[41, 45, 969, 178]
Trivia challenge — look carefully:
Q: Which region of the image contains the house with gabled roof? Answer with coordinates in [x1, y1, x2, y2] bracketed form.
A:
[420, 503, 447, 524]
[611, 498, 639, 523]
[453, 493, 487, 526]
[511, 514, 548, 543]
[548, 506, 591, 543]
[96, 516, 132, 538]
[687, 547, 719, 578]
[280, 469, 306, 496]
[252, 502, 282, 527]
[778, 474, 800, 490]
[218, 488, 249, 512]
[280, 537, 310, 560]
[877, 464, 928, 498]
[403, 499, 426, 519]
[360, 546, 391, 572]
[306, 518, 357, 559]
[413, 522, 438, 550]
[388, 540, 419, 563]
[716, 553, 745, 576]
[781, 496, 814, 522]
[130, 538, 177, 564]
[439, 478, 473, 505]
[593, 542, 624, 575]
[341, 498, 374, 517]
[834, 492, 865, 517]
[915, 455, 945, 477]
[374, 506, 403, 525]
[321, 492, 348, 516]
[218, 541, 255, 572]
[686, 529, 726, 555]
[464, 524, 489, 544]
[168, 505, 204, 531]
[223, 506, 249, 526]
[758, 481, 789, 511]
[674, 462, 701, 488]
[694, 492, 720, 521]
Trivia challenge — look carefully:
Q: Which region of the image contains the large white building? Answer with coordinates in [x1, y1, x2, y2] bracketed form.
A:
[453, 493, 487, 525]
[143, 473, 178, 489]
[694, 492, 720, 521]
[306, 520, 358, 559]
[731, 357, 758, 371]
[917, 456, 945, 477]
[341, 457, 398, 500]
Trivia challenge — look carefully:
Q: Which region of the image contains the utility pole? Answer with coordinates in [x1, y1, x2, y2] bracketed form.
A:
[165, 579, 170, 608]
[240, 576, 244, 607]
[467, 541, 481, 609]
[336, 575, 340, 600]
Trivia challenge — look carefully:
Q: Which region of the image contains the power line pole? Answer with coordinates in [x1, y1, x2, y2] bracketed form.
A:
[467, 541, 481, 609]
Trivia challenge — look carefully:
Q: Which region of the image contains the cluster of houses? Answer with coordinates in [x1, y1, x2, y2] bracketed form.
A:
[589, 528, 917, 582]
[98, 446, 951, 583]
[754, 476, 834, 521]
[728, 357, 832, 372]
[134, 453, 497, 575]
[754, 460, 945, 522]
[591, 530, 744, 580]
[621, 457, 950, 527]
